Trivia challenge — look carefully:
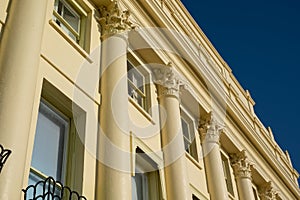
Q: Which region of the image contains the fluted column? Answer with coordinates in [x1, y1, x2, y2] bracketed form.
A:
[153, 65, 190, 200]
[96, 1, 135, 199]
[0, 0, 48, 199]
[199, 113, 229, 200]
[230, 150, 255, 200]
[259, 181, 278, 200]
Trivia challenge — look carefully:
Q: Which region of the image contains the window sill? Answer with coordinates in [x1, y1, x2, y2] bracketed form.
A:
[185, 152, 202, 170]
[129, 97, 155, 125]
[49, 19, 93, 63]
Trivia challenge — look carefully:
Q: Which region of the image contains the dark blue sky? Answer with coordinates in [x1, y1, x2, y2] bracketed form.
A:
[181, 0, 300, 182]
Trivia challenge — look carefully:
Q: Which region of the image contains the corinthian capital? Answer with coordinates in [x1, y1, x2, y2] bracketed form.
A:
[199, 112, 224, 144]
[259, 181, 278, 200]
[97, 1, 136, 37]
[230, 150, 253, 179]
[153, 63, 187, 99]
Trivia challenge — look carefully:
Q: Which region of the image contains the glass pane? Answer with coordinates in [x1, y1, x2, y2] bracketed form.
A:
[31, 102, 69, 182]
[62, 5, 79, 32]
[136, 93, 144, 108]
[54, 0, 59, 12]
[221, 155, 234, 195]
[132, 176, 137, 200]
[181, 118, 190, 139]
[222, 159, 228, 179]
[184, 138, 190, 153]
[132, 173, 144, 200]
[192, 195, 200, 200]
[28, 172, 42, 190]
[127, 61, 134, 72]
[128, 82, 137, 99]
[190, 140, 198, 161]
[53, 16, 77, 41]
[127, 66, 144, 93]
[56, 0, 63, 14]
[59, 21, 77, 41]
[128, 81, 146, 109]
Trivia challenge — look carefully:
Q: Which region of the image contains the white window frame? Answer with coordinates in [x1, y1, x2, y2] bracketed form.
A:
[180, 107, 198, 161]
[128, 61, 146, 108]
[53, 0, 81, 43]
[221, 150, 235, 198]
[127, 56, 151, 114]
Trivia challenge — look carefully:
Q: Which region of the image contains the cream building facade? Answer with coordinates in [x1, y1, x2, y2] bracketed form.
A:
[0, 0, 299, 199]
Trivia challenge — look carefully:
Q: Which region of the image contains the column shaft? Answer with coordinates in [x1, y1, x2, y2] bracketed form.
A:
[236, 179, 255, 200]
[0, 0, 48, 199]
[96, 35, 131, 200]
[154, 66, 190, 200]
[95, 2, 136, 199]
[202, 143, 229, 200]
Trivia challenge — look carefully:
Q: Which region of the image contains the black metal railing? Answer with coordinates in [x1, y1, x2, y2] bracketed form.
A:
[22, 176, 87, 200]
[0, 144, 12, 173]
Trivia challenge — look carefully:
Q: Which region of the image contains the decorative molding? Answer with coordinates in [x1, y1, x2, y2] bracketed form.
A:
[259, 181, 278, 200]
[198, 112, 224, 144]
[97, 1, 136, 37]
[152, 62, 188, 99]
[230, 150, 253, 180]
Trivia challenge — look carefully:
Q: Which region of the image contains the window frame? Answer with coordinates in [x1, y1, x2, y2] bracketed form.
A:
[53, 0, 81, 42]
[127, 61, 147, 109]
[127, 54, 152, 114]
[51, 0, 90, 51]
[180, 107, 198, 161]
[29, 86, 86, 195]
[29, 100, 70, 186]
[220, 150, 235, 197]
